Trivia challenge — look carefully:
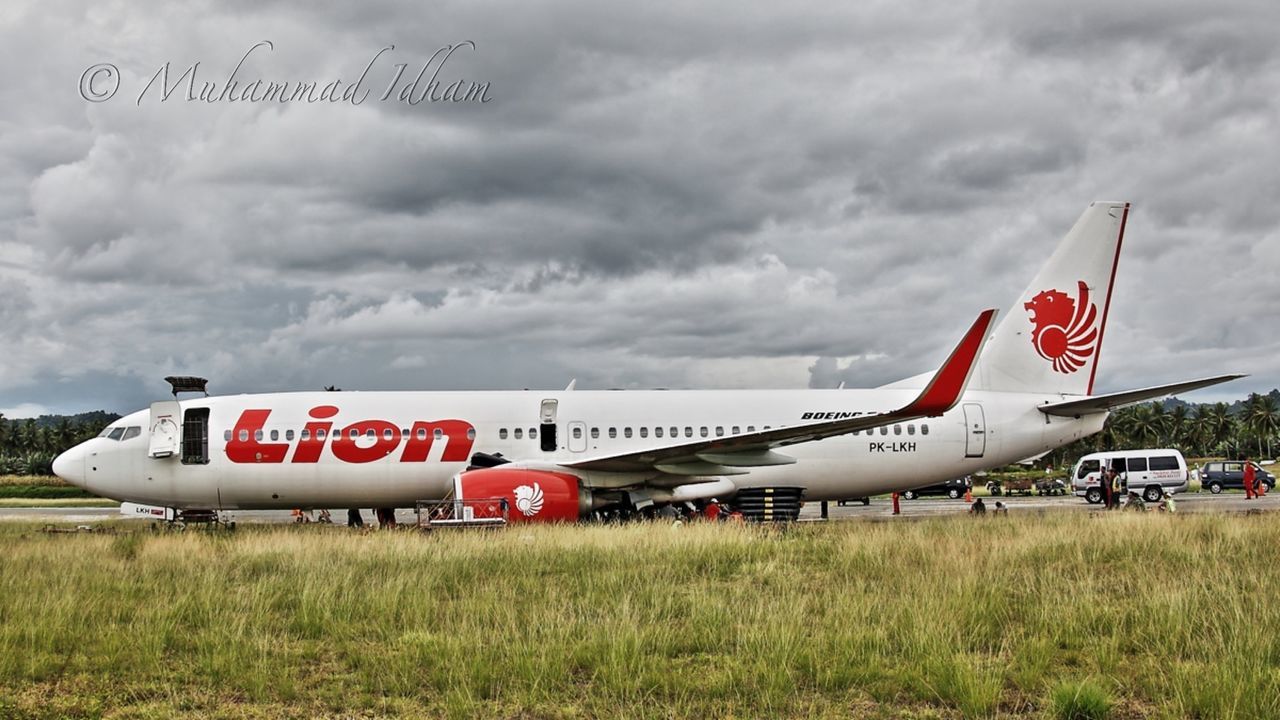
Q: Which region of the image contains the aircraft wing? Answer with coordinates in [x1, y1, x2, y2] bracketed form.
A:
[562, 309, 998, 474]
[1036, 374, 1247, 417]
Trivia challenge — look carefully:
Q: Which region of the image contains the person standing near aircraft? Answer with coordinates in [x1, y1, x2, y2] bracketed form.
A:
[1243, 459, 1257, 499]
[1101, 467, 1116, 510]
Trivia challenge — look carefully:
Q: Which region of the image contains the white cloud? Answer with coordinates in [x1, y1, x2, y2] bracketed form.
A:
[0, 0, 1278, 414]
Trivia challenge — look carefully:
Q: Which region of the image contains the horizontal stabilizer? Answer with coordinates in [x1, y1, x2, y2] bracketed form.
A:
[1037, 374, 1247, 417]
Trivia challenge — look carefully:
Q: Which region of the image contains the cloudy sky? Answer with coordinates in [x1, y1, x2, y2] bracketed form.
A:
[1, 0, 1277, 417]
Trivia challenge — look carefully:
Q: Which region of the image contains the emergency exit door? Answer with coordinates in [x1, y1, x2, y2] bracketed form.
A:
[963, 403, 986, 458]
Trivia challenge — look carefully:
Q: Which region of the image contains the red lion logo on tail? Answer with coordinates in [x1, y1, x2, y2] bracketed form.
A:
[1024, 281, 1098, 374]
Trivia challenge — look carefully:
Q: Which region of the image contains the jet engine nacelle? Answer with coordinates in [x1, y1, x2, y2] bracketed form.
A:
[454, 467, 588, 523]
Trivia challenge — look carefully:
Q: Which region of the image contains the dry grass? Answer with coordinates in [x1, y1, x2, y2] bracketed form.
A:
[1, 512, 1277, 718]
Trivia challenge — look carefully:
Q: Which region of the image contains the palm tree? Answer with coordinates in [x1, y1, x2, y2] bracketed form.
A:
[1242, 394, 1280, 459]
[1169, 404, 1190, 449]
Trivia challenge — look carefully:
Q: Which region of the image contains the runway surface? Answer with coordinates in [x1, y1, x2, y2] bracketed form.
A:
[2, 491, 1274, 526]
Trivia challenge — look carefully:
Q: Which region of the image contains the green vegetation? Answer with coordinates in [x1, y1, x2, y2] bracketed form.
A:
[0, 411, 118, 477]
[1045, 391, 1280, 470]
[1049, 679, 1111, 720]
[1, 513, 1277, 718]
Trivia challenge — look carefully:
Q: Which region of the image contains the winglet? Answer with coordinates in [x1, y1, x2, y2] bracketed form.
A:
[899, 309, 998, 417]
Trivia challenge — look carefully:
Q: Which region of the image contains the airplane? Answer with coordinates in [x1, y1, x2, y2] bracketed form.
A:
[52, 201, 1243, 522]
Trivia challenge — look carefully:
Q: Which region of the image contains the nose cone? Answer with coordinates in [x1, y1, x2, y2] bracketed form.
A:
[52, 445, 87, 487]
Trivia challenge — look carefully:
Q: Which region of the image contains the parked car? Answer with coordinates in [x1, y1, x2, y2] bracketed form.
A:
[901, 476, 971, 500]
[1199, 461, 1276, 494]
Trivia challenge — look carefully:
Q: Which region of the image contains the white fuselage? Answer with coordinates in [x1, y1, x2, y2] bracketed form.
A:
[57, 388, 1105, 509]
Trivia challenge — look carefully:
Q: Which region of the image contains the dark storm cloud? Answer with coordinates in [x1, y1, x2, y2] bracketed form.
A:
[0, 0, 1277, 415]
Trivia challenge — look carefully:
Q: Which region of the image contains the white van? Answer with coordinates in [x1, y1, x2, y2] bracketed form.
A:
[1071, 449, 1189, 504]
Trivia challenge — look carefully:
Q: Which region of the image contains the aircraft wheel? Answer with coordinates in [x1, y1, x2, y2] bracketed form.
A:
[948, 488, 962, 499]
[903, 490, 917, 500]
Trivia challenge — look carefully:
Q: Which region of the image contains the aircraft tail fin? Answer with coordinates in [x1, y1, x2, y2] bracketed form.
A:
[971, 201, 1130, 395]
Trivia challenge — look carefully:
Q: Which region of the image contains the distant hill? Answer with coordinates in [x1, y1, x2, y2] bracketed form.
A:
[1161, 388, 1280, 414]
[30, 411, 121, 428]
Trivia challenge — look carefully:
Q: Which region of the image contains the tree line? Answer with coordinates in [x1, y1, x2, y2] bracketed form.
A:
[0, 411, 119, 476]
[1044, 391, 1280, 469]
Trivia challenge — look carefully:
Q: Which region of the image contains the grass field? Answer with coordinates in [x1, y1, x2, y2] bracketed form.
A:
[0, 475, 70, 488]
[1, 513, 1277, 719]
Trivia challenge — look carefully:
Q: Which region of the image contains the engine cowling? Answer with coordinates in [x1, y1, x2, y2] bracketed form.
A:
[455, 467, 586, 523]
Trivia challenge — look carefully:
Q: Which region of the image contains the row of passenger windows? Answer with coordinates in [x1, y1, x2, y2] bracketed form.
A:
[222, 427, 477, 443]
[122, 422, 929, 445]
[496, 423, 929, 441]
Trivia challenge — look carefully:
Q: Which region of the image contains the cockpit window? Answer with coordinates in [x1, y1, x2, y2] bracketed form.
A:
[121, 426, 142, 441]
[106, 427, 126, 441]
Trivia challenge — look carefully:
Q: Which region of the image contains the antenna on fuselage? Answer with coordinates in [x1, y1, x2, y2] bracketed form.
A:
[165, 376, 209, 398]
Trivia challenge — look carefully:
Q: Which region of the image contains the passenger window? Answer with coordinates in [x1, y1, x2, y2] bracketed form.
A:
[732, 426, 740, 435]
[434, 428, 444, 440]
[301, 429, 311, 440]
[670, 426, 678, 437]
[880, 426, 888, 435]
[383, 429, 394, 441]
[224, 430, 232, 442]
[514, 428, 523, 439]
[499, 429, 508, 439]
[591, 427, 599, 439]
[366, 429, 377, 440]
[255, 430, 264, 441]
[529, 428, 537, 439]
[238, 429, 249, 442]
[609, 428, 617, 438]
[715, 426, 724, 437]
[122, 426, 141, 441]
[894, 425, 902, 435]
[685, 427, 693, 438]
[466, 428, 476, 440]
[317, 429, 327, 440]
[700, 427, 709, 438]
[418, 428, 427, 440]
[572, 426, 583, 439]
[907, 424, 915, 436]
[655, 427, 664, 438]
[921, 424, 929, 436]
[624, 428, 632, 438]
[747, 426, 756, 433]
[640, 427, 648, 438]
[270, 429, 279, 441]
[286, 429, 295, 441]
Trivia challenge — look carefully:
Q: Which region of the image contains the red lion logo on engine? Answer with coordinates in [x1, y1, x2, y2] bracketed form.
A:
[1024, 280, 1098, 374]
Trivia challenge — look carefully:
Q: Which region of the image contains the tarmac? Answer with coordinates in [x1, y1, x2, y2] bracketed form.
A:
[1, 491, 1274, 526]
